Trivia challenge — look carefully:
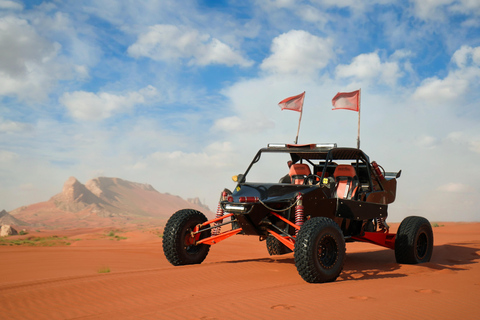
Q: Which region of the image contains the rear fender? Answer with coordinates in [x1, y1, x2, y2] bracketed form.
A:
[382, 178, 397, 204]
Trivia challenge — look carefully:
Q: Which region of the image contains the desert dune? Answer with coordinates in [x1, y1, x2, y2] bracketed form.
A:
[0, 222, 479, 319]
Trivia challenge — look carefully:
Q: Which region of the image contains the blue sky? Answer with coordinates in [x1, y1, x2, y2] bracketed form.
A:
[1, 0, 479, 222]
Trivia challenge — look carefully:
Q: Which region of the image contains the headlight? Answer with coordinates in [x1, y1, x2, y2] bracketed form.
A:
[224, 204, 247, 212]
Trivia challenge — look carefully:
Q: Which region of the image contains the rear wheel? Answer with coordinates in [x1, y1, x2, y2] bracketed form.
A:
[294, 217, 346, 283]
[266, 235, 292, 255]
[395, 216, 433, 264]
[163, 209, 211, 266]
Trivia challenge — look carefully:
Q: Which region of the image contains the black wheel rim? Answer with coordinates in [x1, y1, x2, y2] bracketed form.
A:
[183, 226, 201, 255]
[317, 235, 338, 269]
[416, 231, 428, 260]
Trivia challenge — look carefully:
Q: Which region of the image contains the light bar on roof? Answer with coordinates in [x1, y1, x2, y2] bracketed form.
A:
[268, 143, 337, 149]
[316, 143, 337, 149]
[267, 143, 286, 148]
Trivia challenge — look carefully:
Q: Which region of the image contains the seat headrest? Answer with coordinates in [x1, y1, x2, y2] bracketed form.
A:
[333, 165, 356, 178]
[289, 163, 311, 176]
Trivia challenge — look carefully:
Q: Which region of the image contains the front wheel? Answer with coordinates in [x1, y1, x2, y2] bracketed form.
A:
[395, 216, 433, 264]
[294, 217, 346, 283]
[163, 209, 211, 266]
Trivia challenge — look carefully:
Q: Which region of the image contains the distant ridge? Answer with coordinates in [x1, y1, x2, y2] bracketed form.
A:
[9, 177, 213, 229]
[0, 209, 29, 226]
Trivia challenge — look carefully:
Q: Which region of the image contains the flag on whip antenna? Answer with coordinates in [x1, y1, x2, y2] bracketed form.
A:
[332, 90, 360, 112]
[278, 91, 305, 112]
[331, 89, 362, 148]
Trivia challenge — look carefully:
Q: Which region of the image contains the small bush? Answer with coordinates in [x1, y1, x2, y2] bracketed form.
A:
[98, 266, 110, 273]
[0, 236, 76, 246]
[106, 230, 127, 240]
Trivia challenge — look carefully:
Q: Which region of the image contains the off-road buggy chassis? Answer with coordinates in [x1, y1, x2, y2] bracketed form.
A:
[163, 143, 434, 283]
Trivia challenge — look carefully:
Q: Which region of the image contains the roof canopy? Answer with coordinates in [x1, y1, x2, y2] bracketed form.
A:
[261, 144, 370, 163]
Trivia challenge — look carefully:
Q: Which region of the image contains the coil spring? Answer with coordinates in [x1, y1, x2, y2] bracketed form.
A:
[377, 217, 389, 232]
[212, 203, 224, 236]
[294, 193, 304, 235]
[212, 192, 226, 236]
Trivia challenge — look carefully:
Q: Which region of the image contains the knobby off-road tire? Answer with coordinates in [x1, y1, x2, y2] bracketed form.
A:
[294, 217, 346, 283]
[266, 235, 292, 255]
[395, 216, 433, 264]
[163, 209, 211, 266]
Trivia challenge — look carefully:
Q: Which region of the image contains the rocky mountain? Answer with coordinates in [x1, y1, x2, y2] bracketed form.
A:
[0, 210, 29, 226]
[10, 177, 212, 229]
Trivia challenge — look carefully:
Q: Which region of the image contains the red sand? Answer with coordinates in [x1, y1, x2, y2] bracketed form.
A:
[1, 222, 479, 319]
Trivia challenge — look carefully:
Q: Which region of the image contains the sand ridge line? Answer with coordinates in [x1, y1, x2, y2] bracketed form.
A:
[0, 267, 169, 294]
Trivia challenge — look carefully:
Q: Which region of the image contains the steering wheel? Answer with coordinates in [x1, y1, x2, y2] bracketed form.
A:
[304, 174, 322, 185]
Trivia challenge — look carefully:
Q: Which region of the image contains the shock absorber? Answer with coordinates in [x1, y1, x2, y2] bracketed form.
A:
[212, 190, 227, 236]
[294, 193, 304, 235]
[377, 217, 390, 232]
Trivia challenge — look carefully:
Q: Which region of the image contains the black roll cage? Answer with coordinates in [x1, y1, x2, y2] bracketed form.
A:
[239, 145, 382, 192]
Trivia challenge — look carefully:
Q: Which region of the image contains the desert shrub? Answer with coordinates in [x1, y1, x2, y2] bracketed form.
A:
[98, 266, 111, 273]
[0, 236, 76, 246]
[106, 230, 127, 240]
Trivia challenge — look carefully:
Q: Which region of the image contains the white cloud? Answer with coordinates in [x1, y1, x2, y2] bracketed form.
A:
[260, 30, 334, 75]
[437, 182, 474, 193]
[213, 115, 275, 134]
[413, 46, 480, 105]
[310, 0, 395, 11]
[415, 135, 437, 149]
[127, 24, 253, 67]
[149, 141, 235, 169]
[410, 0, 453, 21]
[261, 0, 297, 9]
[296, 5, 329, 26]
[60, 85, 158, 121]
[335, 52, 402, 86]
[451, 45, 480, 68]
[447, 131, 480, 154]
[410, 0, 480, 21]
[0, 15, 88, 102]
[130, 141, 241, 203]
[0, 0, 22, 10]
[0, 150, 19, 162]
[0, 118, 33, 134]
[413, 74, 469, 104]
[0, 16, 58, 100]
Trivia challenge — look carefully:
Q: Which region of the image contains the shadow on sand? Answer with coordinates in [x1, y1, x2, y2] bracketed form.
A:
[220, 242, 480, 282]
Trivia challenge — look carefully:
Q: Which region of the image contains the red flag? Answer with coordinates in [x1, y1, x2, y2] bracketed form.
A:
[278, 91, 305, 112]
[332, 90, 360, 112]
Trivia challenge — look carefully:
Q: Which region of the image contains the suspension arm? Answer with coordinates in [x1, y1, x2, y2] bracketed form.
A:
[196, 228, 242, 245]
[191, 214, 235, 235]
[352, 231, 396, 250]
[269, 211, 300, 231]
[267, 229, 295, 251]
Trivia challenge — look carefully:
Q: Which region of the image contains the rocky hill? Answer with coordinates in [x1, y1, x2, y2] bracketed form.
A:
[9, 177, 212, 229]
[0, 210, 29, 226]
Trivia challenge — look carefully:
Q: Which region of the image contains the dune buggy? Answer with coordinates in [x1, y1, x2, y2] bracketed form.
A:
[163, 143, 434, 283]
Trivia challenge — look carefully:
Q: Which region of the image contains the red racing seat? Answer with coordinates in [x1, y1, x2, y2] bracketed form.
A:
[333, 165, 359, 199]
[289, 163, 311, 185]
